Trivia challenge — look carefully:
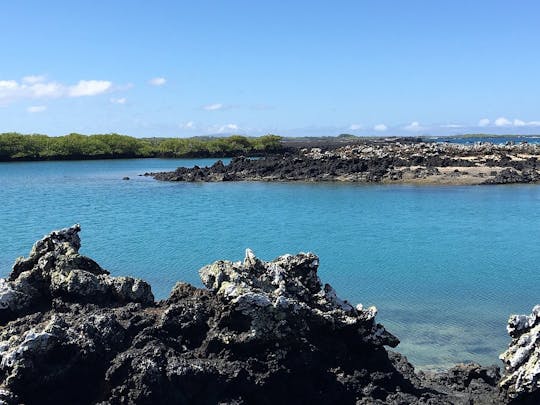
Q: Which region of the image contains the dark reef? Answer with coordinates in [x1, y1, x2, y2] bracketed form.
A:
[0, 226, 538, 404]
[149, 142, 540, 185]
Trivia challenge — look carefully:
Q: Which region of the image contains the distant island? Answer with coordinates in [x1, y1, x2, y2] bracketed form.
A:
[2, 132, 540, 162]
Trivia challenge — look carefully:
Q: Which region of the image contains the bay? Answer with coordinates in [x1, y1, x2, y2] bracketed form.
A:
[2, 157, 540, 369]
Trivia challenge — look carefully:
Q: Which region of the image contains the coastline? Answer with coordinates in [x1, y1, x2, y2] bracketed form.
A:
[150, 141, 540, 185]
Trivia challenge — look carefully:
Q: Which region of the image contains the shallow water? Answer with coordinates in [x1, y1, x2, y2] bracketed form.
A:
[1, 158, 540, 369]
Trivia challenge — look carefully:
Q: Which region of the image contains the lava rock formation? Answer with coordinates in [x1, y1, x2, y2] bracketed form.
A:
[0, 225, 536, 404]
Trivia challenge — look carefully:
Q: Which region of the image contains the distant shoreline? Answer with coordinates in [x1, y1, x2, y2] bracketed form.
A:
[2, 132, 540, 162]
[0, 133, 283, 162]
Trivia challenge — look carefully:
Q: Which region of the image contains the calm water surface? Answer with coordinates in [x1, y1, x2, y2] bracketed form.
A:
[2, 158, 540, 369]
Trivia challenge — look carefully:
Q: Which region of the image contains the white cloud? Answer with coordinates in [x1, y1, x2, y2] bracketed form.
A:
[373, 124, 387, 131]
[180, 121, 195, 129]
[22, 75, 46, 84]
[441, 124, 464, 128]
[68, 80, 112, 97]
[149, 77, 166, 86]
[32, 82, 64, 98]
[478, 118, 490, 127]
[513, 119, 540, 127]
[0, 79, 63, 101]
[110, 97, 127, 104]
[494, 117, 512, 127]
[349, 124, 362, 131]
[218, 123, 239, 133]
[27, 105, 47, 113]
[0, 76, 115, 104]
[0, 80, 18, 89]
[404, 121, 423, 131]
[203, 103, 224, 111]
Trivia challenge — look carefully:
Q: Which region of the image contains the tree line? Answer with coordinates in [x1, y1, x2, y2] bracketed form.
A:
[0, 133, 283, 161]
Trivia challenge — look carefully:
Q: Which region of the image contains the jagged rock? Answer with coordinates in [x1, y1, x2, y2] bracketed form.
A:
[199, 249, 398, 347]
[0, 225, 153, 322]
[149, 142, 540, 185]
[0, 226, 505, 404]
[499, 305, 540, 401]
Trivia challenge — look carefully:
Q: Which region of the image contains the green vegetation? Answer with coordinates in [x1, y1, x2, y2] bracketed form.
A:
[0, 133, 283, 161]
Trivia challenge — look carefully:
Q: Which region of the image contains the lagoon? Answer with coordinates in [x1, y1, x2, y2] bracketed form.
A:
[1, 158, 540, 369]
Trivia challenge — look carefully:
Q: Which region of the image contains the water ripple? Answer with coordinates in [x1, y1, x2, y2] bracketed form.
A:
[1, 159, 540, 367]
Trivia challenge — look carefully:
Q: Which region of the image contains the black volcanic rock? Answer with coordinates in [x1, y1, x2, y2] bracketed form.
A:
[148, 142, 540, 185]
[0, 225, 520, 404]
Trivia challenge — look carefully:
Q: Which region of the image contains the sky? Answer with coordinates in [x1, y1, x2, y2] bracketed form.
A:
[1, 1, 539, 137]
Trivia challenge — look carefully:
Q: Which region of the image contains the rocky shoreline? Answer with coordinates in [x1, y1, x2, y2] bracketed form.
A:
[149, 141, 540, 185]
[0, 225, 539, 404]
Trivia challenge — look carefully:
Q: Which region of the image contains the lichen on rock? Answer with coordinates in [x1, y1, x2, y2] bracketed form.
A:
[499, 305, 540, 400]
[199, 248, 398, 348]
[0, 224, 153, 323]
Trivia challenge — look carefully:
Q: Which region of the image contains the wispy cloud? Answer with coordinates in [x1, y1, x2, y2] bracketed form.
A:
[440, 124, 464, 128]
[404, 121, 424, 131]
[478, 118, 490, 127]
[116, 83, 134, 91]
[218, 123, 239, 133]
[373, 124, 387, 132]
[27, 105, 46, 113]
[22, 75, 46, 84]
[513, 119, 540, 127]
[110, 97, 127, 104]
[349, 124, 363, 131]
[149, 77, 166, 86]
[0, 76, 113, 104]
[179, 121, 195, 129]
[203, 103, 224, 111]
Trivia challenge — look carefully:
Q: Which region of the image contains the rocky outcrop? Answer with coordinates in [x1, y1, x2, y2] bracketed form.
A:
[0, 225, 517, 404]
[499, 305, 540, 402]
[198, 249, 398, 349]
[148, 142, 540, 185]
[483, 168, 540, 184]
[0, 225, 152, 323]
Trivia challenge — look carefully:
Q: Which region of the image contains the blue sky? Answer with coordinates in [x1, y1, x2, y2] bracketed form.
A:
[1, 1, 539, 137]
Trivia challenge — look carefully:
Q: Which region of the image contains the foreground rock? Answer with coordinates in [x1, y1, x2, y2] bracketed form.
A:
[0, 226, 529, 404]
[149, 142, 540, 185]
[499, 305, 540, 400]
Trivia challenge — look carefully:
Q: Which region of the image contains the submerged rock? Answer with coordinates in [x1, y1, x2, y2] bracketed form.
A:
[0, 226, 511, 404]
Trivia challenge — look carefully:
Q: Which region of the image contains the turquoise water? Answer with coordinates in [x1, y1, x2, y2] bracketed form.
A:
[2, 158, 540, 369]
